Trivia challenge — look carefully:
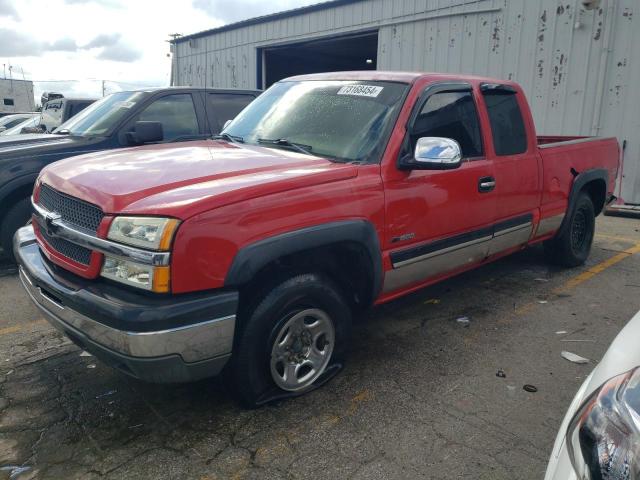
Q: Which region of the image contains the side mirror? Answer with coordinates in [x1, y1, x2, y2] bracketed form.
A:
[128, 121, 164, 144]
[223, 120, 232, 130]
[399, 137, 462, 170]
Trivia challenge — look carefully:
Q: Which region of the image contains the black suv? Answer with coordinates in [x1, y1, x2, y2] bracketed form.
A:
[0, 87, 260, 260]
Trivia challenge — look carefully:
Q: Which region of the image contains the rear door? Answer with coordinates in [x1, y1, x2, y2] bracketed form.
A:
[205, 92, 257, 134]
[382, 83, 497, 294]
[479, 84, 540, 255]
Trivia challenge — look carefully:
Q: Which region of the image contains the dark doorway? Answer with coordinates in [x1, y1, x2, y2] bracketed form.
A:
[261, 31, 378, 88]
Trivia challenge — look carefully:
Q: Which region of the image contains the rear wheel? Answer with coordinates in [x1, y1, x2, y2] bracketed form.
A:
[226, 273, 351, 408]
[544, 192, 595, 267]
[0, 197, 32, 263]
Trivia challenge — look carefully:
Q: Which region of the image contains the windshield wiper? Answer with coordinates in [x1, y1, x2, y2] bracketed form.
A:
[213, 133, 244, 143]
[257, 138, 313, 156]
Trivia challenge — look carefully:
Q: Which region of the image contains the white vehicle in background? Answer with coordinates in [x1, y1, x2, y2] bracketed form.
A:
[545, 310, 640, 479]
[39, 97, 96, 132]
[0, 114, 42, 136]
[0, 113, 39, 133]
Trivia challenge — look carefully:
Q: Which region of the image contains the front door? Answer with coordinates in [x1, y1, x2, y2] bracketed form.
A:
[382, 83, 497, 294]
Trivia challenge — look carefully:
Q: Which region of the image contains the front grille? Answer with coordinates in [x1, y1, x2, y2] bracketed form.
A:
[37, 184, 103, 267]
[38, 228, 91, 265]
[38, 225, 92, 265]
[39, 184, 103, 233]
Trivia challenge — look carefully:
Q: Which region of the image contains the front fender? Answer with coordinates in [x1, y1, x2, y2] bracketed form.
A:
[224, 220, 383, 301]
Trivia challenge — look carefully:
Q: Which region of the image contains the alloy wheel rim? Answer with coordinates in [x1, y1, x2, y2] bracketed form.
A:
[270, 308, 335, 392]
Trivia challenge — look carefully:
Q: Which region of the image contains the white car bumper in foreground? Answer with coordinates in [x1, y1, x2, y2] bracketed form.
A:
[545, 310, 640, 480]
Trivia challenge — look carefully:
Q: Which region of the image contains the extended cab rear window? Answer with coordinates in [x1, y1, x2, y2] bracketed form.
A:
[482, 90, 527, 156]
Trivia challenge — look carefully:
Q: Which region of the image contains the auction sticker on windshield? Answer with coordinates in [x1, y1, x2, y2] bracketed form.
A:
[337, 85, 383, 97]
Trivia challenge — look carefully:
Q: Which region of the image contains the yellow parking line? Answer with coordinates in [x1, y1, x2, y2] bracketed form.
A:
[501, 242, 640, 323]
[0, 319, 48, 336]
[554, 243, 640, 294]
[595, 233, 640, 243]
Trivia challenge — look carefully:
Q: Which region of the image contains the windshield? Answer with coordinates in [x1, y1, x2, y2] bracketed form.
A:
[0, 115, 41, 135]
[223, 80, 408, 163]
[54, 91, 148, 136]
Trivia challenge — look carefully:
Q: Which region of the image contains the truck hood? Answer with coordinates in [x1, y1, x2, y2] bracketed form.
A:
[0, 133, 103, 160]
[39, 140, 359, 219]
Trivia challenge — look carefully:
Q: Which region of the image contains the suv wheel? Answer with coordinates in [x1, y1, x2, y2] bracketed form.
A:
[227, 273, 351, 408]
[1, 198, 32, 263]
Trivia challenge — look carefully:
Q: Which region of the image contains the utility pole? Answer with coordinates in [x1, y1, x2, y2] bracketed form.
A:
[167, 34, 182, 87]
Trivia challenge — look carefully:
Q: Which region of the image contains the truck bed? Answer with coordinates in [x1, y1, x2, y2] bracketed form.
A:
[537, 136, 619, 216]
[537, 135, 589, 146]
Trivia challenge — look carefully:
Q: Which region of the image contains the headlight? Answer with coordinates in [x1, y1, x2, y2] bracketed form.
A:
[103, 216, 178, 292]
[101, 257, 170, 293]
[107, 217, 179, 250]
[567, 367, 640, 480]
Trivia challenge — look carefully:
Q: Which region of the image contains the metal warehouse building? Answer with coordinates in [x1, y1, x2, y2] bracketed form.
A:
[0, 79, 35, 114]
[171, 0, 640, 205]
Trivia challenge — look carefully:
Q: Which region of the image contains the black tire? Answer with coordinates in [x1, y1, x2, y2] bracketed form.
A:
[226, 273, 352, 408]
[0, 197, 32, 263]
[544, 192, 595, 267]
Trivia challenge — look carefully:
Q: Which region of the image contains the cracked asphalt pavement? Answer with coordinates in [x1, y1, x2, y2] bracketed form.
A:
[1, 215, 639, 479]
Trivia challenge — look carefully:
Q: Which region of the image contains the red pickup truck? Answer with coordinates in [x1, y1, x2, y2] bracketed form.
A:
[14, 72, 619, 407]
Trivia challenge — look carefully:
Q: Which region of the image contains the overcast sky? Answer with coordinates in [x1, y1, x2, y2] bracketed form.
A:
[0, 0, 314, 104]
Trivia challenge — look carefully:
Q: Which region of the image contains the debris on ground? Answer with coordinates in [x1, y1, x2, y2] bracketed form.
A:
[555, 330, 568, 335]
[534, 278, 549, 282]
[538, 300, 548, 304]
[523, 384, 538, 393]
[456, 316, 470, 327]
[0, 465, 32, 479]
[561, 351, 590, 364]
[79, 351, 93, 357]
[96, 389, 117, 399]
[424, 298, 441, 305]
[87, 364, 96, 369]
[496, 369, 506, 378]
[128, 424, 143, 429]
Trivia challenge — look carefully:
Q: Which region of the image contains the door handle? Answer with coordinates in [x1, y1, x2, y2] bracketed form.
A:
[478, 176, 496, 193]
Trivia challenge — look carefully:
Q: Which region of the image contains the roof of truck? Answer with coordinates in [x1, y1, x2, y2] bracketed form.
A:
[283, 71, 518, 86]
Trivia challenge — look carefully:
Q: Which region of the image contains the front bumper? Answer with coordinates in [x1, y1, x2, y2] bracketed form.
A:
[14, 225, 239, 383]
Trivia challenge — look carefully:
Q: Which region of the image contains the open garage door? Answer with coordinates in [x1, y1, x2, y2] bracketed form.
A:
[261, 31, 378, 88]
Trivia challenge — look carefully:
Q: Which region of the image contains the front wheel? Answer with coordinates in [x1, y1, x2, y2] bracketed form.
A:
[544, 192, 595, 267]
[226, 273, 352, 408]
[0, 197, 32, 263]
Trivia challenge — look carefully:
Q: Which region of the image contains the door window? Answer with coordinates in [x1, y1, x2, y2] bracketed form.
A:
[411, 91, 483, 158]
[137, 94, 199, 141]
[483, 92, 527, 155]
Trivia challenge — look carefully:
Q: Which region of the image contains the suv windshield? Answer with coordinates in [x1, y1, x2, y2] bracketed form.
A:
[54, 91, 148, 136]
[223, 80, 408, 163]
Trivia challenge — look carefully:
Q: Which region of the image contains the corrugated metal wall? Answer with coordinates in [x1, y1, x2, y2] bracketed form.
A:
[174, 0, 639, 204]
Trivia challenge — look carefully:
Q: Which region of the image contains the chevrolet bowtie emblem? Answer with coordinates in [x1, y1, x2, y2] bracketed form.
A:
[44, 212, 62, 236]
